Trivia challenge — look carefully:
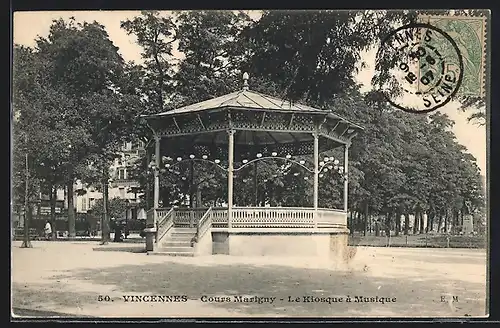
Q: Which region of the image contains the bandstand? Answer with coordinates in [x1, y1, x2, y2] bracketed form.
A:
[142, 73, 363, 258]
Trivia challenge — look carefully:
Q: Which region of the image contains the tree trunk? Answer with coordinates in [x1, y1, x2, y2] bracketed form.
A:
[404, 213, 409, 235]
[385, 213, 391, 237]
[67, 179, 76, 239]
[101, 177, 110, 244]
[363, 202, 368, 236]
[21, 148, 32, 248]
[444, 209, 449, 233]
[50, 184, 57, 240]
[413, 212, 419, 234]
[395, 211, 401, 236]
[419, 211, 425, 234]
[427, 211, 435, 233]
[437, 209, 443, 232]
[355, 211, 360, 233]
[22, 203, 33, 246]
[196, 188, 202, 208]
[450, 210, 456, 234]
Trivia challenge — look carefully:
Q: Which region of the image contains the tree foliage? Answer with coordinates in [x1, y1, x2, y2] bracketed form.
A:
[90, 198, 129, 221]
[12, 18, 143, 237]
[12, 11, 485, 238]
[118, 11, 484, 236]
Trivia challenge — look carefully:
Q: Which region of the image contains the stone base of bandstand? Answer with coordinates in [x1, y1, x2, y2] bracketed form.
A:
[211, 228, 349, 261]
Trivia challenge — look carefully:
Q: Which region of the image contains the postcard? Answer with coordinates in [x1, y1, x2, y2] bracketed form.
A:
[11, 9, 489, 320]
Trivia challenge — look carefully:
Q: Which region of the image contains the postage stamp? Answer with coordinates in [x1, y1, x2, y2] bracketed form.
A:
[418, 15, 487, 98]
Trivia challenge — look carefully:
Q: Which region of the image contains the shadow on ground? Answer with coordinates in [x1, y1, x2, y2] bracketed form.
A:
[12, 257, 487, 317]
[12, 281, 98, 316]
[92, 246, 146, 253]
[397, 253, 486, 265]
[12, 307, 95, 318]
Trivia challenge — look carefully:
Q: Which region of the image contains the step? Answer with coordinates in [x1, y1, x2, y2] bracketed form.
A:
[161, 246, 195, 252]
[163, 240, 192, 247]
[170, 231, 197, 236]
[149, 250, 195, 257]
[171, 228, 197, 233]
[169, 235, 194, 241]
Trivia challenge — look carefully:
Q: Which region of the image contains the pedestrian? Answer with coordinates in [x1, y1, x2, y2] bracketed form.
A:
[113, 218, 123, 242]
[44, 220, 52, 240]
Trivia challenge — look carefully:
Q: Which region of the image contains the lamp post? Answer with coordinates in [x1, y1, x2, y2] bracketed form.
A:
[100, 165, 110, 245]
[21, 143, 32, 248]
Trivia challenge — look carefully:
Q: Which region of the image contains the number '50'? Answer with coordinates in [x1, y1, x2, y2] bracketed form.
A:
[98, 295, 111, 302]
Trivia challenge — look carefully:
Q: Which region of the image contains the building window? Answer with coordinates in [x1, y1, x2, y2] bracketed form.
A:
[82, 198, 87, 212]
[117, 168, 126, 180]
[134, 140, 145, 149]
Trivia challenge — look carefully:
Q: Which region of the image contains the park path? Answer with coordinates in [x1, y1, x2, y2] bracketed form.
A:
[12, 241, 487, 318]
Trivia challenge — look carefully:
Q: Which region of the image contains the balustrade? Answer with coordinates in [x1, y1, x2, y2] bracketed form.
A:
[316, 208, 348, 228]
[174, 208, 209, 227]
[157, 208, 174, 242]
[150, 206, 346, 233]
[194, 207, 212, 243]
[212, 208, 229, 228]
[231, 207, 317, 228]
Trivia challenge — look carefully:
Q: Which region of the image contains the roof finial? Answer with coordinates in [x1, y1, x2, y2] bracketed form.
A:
[242, 72, 249, 91]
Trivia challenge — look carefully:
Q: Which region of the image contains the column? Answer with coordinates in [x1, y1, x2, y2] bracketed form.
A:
[253, 161, 258, 206]
[227, 129, 235, 229]
[313, 132, 319, 228]
[153, 135, 161, 226]
[344, 144, 349, 212]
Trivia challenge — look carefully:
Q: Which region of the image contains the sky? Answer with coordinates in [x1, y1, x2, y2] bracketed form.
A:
[12, 10, 487, 175]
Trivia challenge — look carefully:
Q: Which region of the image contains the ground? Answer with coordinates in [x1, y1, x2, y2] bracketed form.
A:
[11, 240, 487, 318]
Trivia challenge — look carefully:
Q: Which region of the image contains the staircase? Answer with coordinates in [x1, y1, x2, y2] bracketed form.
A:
[155, 227, 196, 257]
[147, 207, 213, 257]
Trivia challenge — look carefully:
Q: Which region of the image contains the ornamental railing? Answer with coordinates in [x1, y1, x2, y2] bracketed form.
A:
[156, 207, 175, 243]
[316, 208, 348, 228]
[149, 206, 347, 232]
[192, 207, 212, 244]
[146, 207, 171, 228]
[232, 207, 316, 228]
[174, 207, 210, 227]
[212, 208, 229, 228]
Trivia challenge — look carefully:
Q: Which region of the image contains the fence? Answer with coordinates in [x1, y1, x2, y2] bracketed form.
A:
[348, 233, 486, 249]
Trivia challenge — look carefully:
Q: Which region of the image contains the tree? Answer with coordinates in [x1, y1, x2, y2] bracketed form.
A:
[12, 45, 72, 245]
[90, 198, 129, 222]
[120, 10, 485, 234]
[121, 10, 177, 114]
[28, 18, 143, 242]
[242, 10, 412, 106]
[172, 10, 252, 106]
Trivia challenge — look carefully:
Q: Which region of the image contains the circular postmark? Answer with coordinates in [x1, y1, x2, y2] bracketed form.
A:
[376, 23, 464, 114]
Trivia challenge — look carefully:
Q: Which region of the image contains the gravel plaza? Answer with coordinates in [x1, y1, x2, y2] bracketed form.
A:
[11, 241, 487, 318]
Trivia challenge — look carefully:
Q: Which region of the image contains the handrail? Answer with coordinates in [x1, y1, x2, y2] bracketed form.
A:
[157, 207, 175, 243]
[192, 207, 212, 245]
[233, 206, 318, 210]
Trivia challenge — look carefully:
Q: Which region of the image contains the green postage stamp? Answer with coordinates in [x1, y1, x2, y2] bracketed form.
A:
[418, 14, 487, 97]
